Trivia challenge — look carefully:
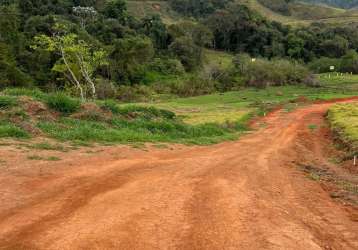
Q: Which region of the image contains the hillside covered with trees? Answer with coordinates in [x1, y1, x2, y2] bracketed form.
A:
[1, 0, 358, 101]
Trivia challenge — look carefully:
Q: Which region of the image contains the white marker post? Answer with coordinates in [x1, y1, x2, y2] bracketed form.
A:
[354, 155, 357, 166]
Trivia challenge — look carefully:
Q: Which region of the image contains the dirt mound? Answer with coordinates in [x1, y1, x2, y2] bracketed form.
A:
[70, 102, 113, 121]
[18, 96, 56, 122]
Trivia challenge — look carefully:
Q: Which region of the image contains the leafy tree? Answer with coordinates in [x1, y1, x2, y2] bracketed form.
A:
[109, 36, 154, 84]
[72, 6, 97, 29]
[341, 50, 358, 73]
[102, 0, 127, 23]
[169, 37, 202, 71]
[169, 21, 213, 47]
[0, 4, 23, 53]
[320, 35, 349, 58]
[140, 15, 168, 50]
[0, 42, 32, 88]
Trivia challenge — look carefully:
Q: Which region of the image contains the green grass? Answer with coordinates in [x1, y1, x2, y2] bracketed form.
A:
[328, 103, 358, 154]
[203, 49, 235, 70]
[46, 92, 81, 114]
[150, 78, 358, 125]
[37, 117, 243, 145]
[317, 73, 358, 90]
[2, 88, 47, 100]
[27, 155, 61, 161]
[308, 124, 318, 131]
[126, 0, 184, 24]
[0, 96, 17, 109]
[29, 142, 67, 151]
[0, 123, 30, 139]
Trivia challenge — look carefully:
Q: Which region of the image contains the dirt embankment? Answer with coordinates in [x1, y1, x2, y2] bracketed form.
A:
[0, 99, 357, 250]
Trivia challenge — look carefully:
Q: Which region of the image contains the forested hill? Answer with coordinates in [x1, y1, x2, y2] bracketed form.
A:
[302, 0, 358, 9]
[1, 0, 358, 99]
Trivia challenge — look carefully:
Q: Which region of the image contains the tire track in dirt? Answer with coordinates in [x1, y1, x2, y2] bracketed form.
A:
[0, 98, 357, 249]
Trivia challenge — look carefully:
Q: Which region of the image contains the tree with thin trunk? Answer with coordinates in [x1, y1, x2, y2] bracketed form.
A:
[31, 24, 108, 101]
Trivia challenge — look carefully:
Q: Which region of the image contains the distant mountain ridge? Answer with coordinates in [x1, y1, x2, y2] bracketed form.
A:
[302, 0, 358, 9]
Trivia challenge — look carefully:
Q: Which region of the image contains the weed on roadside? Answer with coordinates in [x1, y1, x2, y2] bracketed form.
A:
[29, 142, 67, 152]
[28, 155, 61, 161]
[308, 124, 318, 131]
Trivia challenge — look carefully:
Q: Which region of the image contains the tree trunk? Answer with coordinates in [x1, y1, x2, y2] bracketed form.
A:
[60, 46, 85, 101]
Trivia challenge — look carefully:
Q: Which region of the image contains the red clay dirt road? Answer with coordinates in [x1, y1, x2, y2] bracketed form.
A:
[0, 99, 357, 250]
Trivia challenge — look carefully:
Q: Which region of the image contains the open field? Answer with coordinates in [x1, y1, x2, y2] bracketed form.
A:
[151, 75, 358, 125]
[126, 0, 183, 24]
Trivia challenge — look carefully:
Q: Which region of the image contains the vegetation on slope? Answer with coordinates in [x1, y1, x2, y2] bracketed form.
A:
[237, 0, 358, 25]
[328, 103, 358, 155]
[0, 89, 249, 144]
[302, 0, 358, 9]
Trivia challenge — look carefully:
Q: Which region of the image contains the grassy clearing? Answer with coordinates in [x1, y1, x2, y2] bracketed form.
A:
[327, 103, 358, 154]
[203, 49, 235, 70]
[126, 0, 183, 24]
[317, 73, 358, 90]
[151, 79, 358, 125]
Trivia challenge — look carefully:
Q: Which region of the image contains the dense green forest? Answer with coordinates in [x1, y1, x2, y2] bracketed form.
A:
[1, 0, 358, 101]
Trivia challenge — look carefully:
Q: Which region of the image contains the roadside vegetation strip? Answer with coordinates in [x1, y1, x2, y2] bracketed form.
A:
[0, 91, 247, 145]
[327, 103, 358, 155]
[1, 76, 357, 145]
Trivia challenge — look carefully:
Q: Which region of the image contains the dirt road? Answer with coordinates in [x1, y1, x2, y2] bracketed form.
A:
[0, 100, 357, 250]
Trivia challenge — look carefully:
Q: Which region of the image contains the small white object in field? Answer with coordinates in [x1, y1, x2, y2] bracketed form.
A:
[251, 58, 256, 62]
[330, 66, 335, 71]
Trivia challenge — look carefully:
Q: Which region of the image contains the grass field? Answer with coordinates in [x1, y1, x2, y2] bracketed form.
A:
[126, 0, 183, 24]
[328, 103, 358, 154]
[151, 75, 358, 125]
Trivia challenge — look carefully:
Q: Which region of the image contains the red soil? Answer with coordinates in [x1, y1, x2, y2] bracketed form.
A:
[0, 99, 357, 249]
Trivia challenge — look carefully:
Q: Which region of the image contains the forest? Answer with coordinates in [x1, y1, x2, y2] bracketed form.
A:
[1, 0, 358, 101]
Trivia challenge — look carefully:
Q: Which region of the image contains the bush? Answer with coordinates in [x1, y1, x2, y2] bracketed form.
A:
[170, 76, 215, 97]
[340, 50, 358, 74]
[117, 106, 176, 120]
[243, 58, 311, 88]
[308, 57, 342, 73]
[149, 57, 185, 75]
[0, 96, 17, 109]
[101, 99, 121, 114]
[96, 79, 117, 100]
[169, 37, 203, 71]
[116, 85, 155, 102]
[46, 93, 80, 114]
